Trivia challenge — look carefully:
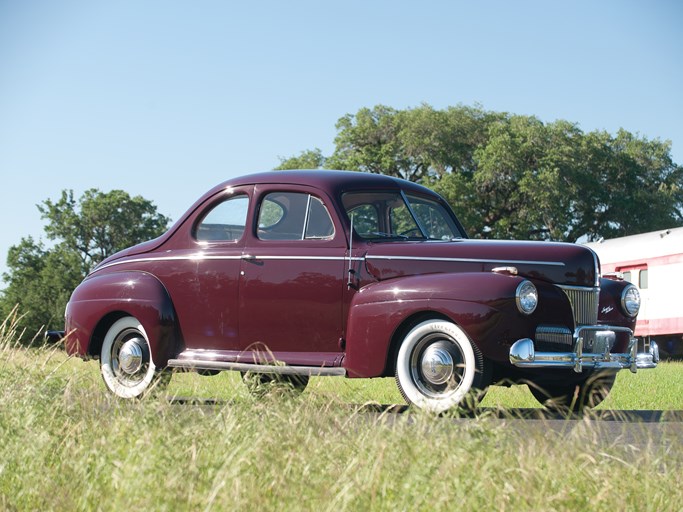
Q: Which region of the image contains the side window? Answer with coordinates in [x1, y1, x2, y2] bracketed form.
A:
[639, 269, 649, 289]
[305, 197, 335, 239]
[389, 202, 420, 237]
[407, 195, 461, 240]
[259, 198, 288, 231]
[347, 204, 379, 237]
[258, 192, 334, 241]
[195, 195, 249, 242]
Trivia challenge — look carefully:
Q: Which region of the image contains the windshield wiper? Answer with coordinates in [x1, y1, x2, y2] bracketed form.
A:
[368, 232, 408, 240]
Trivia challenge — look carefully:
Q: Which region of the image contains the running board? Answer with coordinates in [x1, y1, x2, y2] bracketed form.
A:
[167, 358, 347, 377]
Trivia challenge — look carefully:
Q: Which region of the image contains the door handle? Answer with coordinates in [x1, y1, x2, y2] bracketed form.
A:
[241, 254, 263, 267]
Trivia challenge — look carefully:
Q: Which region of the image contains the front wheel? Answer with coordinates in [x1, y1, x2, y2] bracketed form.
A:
[100, 316, 170, 399]
[529, 371, 617, 412]
[395, 320, 490, 413]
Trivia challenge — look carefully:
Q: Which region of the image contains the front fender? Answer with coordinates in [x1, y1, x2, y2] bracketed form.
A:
[344, 272, 534, 378]
[598, 277, 638, 329]
[65, 271, 180, 366]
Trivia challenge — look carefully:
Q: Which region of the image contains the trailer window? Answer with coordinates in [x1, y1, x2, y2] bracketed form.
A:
[617, 265, 648, 289]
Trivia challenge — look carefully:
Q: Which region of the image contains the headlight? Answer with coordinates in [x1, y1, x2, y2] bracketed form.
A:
[516, 280, 538, 315]
[621, 284, 640, 317]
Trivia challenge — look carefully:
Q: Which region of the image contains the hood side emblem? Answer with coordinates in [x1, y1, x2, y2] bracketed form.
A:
[492, 266, 519, 276]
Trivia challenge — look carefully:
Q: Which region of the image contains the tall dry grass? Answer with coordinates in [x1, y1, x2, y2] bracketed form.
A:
[1, 317, 682, 511]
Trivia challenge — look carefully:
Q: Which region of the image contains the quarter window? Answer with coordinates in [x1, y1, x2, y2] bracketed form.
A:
[195, 195, 249, 242]
[305, 196, 335, 239]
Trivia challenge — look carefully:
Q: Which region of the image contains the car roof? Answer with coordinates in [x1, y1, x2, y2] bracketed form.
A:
[95, 170, 458, 268]
[209, 169, 434, 197]
[166, 170, 442, 243]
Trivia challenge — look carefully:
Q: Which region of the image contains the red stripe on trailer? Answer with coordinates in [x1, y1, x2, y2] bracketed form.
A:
[600, 253, 683, 273]
[635, 317, 683, 337]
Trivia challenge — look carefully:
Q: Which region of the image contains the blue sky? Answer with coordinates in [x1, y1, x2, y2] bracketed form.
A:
[1, 0, 682, 281]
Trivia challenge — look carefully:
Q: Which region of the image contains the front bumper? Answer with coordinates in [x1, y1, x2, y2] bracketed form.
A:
[509, 325, 659, 373]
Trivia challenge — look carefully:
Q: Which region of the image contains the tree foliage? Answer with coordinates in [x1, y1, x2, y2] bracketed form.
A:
[1, 189, 169, 343]
[275, 148, 326, 170]
[281, 103, 683, 241]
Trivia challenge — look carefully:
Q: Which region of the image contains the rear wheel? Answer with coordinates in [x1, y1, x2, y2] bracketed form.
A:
[100, 316, 170, 399]
[529, 371, 617, 412]
[395, 319, 490, 413]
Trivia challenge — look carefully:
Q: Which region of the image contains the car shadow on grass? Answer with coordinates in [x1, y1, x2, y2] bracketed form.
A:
[166, 396, 683, 422]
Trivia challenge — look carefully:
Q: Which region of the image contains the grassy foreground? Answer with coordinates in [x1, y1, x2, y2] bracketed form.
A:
[1, 336, 682, 510]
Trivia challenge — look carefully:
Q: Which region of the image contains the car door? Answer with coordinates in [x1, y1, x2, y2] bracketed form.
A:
[164, 186, 251, 352]
[238, 186, 346, 367]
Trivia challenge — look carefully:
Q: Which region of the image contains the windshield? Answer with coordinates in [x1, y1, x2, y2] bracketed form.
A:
[342, 190, 463, 241]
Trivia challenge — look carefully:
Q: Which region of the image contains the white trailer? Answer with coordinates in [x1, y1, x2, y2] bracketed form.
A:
[585, 227, 683, 357]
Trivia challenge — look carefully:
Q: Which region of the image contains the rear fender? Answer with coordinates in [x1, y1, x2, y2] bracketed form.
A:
[65, 271, 180, 367]
[344, 272, 531, 378]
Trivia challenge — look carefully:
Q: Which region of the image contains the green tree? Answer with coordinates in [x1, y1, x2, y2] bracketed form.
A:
[326, 105, 416, 179]
[441, 115, 583, 240]
[275, 148, 326, 170]
[38, 189, 169, 275]
[282, 103, 683, 242]
[571, 130, 683, 241]
[434, 117, 683, 241]
[1, 189, 169, 343]
[327, 104, 503, 182]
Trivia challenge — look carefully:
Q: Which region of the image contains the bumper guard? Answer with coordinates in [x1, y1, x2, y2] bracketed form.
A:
[509, 325, 659, 373]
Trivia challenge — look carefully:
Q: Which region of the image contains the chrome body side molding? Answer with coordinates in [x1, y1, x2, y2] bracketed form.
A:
[366, 255, 565, 267]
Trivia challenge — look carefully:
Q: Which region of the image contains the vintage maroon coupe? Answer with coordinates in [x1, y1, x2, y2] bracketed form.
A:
[64, 170, 659, 412]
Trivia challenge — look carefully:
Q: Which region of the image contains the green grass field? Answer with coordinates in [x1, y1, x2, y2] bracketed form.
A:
[2, 334, 682, 511]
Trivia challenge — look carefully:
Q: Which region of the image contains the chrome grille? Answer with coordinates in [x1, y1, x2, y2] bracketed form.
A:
[536, 325, 572, 346]
[559, 286, 599, 326]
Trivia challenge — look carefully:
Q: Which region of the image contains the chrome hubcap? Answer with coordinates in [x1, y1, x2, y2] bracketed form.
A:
[118, 338, 144, 375]
[409, 335, 466, 399]
[420, 345, 454, 385]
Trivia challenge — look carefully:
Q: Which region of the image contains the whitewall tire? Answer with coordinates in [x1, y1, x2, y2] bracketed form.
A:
[395, 319, 489, 413]
[100, 316, 168, 399]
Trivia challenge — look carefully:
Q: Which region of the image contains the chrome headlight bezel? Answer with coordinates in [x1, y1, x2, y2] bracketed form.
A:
[621, 284, 641, 318]
[516, 280, 538, 315]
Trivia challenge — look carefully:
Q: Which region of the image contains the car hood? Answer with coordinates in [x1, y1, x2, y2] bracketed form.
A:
[363, 239, 599, 287]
